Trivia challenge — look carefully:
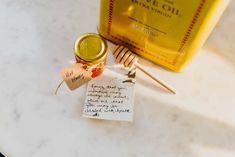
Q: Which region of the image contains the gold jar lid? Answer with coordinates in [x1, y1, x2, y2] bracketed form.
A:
[74, 33, 108, 64]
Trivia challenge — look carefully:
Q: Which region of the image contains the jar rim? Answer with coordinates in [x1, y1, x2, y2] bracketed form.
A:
[74, 33, 108, 64]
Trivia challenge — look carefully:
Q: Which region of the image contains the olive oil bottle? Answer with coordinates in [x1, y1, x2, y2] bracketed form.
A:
[99, 0, 230, 71]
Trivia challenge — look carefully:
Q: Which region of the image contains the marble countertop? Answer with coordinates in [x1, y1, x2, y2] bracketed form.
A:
[0, 0, 235, 157]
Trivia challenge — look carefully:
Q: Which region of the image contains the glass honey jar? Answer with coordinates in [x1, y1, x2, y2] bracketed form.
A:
[74, 33, 108, 78]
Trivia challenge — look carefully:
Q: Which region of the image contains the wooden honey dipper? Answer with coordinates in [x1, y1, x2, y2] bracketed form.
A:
[113, 45, 176, 94]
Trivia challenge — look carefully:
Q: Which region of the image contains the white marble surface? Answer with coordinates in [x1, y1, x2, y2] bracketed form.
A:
[0, 0, 235, 157]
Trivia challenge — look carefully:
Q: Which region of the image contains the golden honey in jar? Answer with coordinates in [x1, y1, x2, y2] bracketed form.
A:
[74, 33, 108, 78]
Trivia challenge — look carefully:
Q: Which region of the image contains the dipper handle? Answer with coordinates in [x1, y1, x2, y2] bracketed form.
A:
[113, 45, 176, 94]
[135, 62, 176, 94]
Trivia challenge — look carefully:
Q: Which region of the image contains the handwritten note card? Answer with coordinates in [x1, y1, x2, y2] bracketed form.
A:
[83, 68, 136, 122]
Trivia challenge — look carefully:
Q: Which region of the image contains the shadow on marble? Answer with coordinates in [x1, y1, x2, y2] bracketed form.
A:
[203, 45, 235, 68]
[82, 93, 235, 157]
[203, 0, 235, 68]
